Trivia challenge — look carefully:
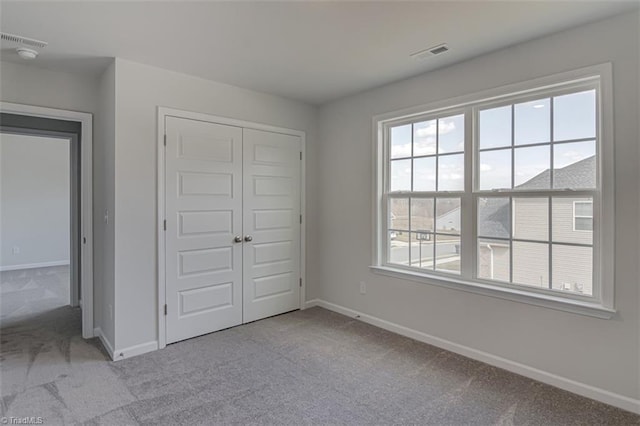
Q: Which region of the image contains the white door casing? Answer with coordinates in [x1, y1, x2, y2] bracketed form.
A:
[243, 128, 301, 323]
[165, 117, 243, 344]
[162, 112, 303, 345]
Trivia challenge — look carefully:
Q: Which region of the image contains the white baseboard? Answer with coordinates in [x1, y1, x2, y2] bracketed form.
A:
[112, 340, 159, 361]
[93, 327, 158, 361]
[305, 298, 640, 415]
[94, 327, 115, 360]
[0, 260, 70, 272]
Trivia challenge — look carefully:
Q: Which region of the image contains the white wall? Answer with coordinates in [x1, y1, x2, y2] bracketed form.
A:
[316, 11, 639, 402]
[112, 58, 318, 351]
[94, 62, 116, 347]
[0, 61, 98, 114]
[0, 133, 70, 269]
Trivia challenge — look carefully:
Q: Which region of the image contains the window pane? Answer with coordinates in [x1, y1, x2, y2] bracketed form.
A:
[478, 197, 510, 238]
[479, 149, 511, 190]
[513, 197, 548, 242]
[435, 198, 461, 234]
[480, 105, 512, 149]
[438, 114, 464, 154]
[435, 234, 460, 274]
[553, 141, 596, 189]
[389, 198, 409, 230]
[514, 145, 550, 189]
[512, 241, 549, 288]
[553, 90, 596, 141]
[390, 124, 412, 159]
[478, 239, 510, 282]
[410, 198, 434, 233]
[438, 154, 464, 191]
[390, 159, 411, 191]
[575, 201, 593, 217]
[574, 217, 593, 231]
[552, 244, 593, 296]
[411, 232, 434, 270]
[552, 197, 593, 244]
[388, 231, 409, 266]
[413, 157, 436, 192]
[413, 120, 437, 156]
[515, 98, 550, 145]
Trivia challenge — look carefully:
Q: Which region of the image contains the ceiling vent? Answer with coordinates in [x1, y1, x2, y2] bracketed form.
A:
[410, 43, 449, 61]
[1, 32, 48, 49]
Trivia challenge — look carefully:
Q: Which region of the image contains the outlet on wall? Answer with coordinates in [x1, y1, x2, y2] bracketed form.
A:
[359, 281, 366, 295]
[12, 246, 20, 255]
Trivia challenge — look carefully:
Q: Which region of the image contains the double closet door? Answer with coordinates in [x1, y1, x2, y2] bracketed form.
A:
[164, 116, 301, 344]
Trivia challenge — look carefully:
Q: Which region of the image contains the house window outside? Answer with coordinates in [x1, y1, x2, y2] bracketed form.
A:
[574, 201, 593, 231]
[375, 68, 611, 311]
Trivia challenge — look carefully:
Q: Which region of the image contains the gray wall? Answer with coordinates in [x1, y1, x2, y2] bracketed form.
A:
[315, 11, 639, 399]
[0, 133, 70, 269]
[112, 58, 318, 350]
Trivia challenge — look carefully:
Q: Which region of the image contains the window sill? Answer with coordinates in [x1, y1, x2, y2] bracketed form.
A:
[369, 265, 616, 319]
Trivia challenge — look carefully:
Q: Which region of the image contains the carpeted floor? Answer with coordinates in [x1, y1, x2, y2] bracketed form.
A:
[0, 265, 70, 327]
[1, 305, 638, 425]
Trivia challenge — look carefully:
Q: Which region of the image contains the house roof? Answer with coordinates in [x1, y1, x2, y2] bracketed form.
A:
[516, 155, 596, 190]
[478, 155, 595, 237]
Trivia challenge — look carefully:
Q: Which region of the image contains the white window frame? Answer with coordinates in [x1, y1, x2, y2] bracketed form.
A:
[573, 201, 594, 232]
[371, 64, 615, 319]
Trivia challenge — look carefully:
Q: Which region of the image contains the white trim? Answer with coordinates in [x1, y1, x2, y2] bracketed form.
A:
[370, 265, 614, 319]
[0, 102, 94, 339]
[307, 299, 639, 415]
[156, 106, 307, 348]
[0, 260, 70, 272]
[112, 341, 159, 361]
[372, 63, 614, 315]
[94, 327, 115, 360]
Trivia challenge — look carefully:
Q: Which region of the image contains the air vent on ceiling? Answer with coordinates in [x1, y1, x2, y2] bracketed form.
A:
[1, 32, 48, 49]
[410, 43, 449, 61]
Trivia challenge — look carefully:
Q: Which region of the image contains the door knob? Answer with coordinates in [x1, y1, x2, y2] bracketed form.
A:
[234, 236, 242, 243]
[244, 235, 253, 242]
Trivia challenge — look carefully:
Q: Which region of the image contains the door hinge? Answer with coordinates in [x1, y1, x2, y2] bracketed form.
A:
[163, 134, 167, 146]
[163, 220, 166, 231]
[83, 237, 87, 244]
[300, 151, 302, 160]
[299, 278, 302, 287]
[164, 304, 167, 315]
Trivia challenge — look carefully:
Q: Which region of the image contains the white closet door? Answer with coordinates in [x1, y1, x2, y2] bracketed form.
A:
[242, 128, 301, 323]
[165, 117, 243, 344]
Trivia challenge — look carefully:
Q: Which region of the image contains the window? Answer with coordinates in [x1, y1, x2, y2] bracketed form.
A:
[374, 65, 614, 316]
[573, 201, 593, 231]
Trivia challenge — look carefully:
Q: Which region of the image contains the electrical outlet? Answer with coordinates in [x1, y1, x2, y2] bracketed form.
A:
[359, 281, 366, 295]
[12, 246, 20, 255]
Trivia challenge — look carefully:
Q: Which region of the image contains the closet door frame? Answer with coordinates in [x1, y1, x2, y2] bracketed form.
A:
[156, 107, 306, 350]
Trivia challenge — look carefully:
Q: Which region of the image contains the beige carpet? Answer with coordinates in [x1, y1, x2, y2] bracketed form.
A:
[1, 305, 638, 425]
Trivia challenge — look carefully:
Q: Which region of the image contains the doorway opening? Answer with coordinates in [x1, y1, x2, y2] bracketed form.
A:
[0, 130, 78, 326]
[0, 104, 93, 337]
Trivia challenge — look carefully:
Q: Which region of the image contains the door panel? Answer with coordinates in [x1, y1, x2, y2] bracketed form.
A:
[243, 129, 301, 323]
[165, 117, 243, 344]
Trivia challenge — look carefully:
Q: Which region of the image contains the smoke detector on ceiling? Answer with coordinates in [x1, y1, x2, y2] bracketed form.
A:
[16, 47, 38, 60]
[1, 32, 48, 60]
[410, 43, 450, 61]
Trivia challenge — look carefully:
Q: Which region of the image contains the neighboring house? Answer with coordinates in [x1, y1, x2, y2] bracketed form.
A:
[479, 156, 595, 294]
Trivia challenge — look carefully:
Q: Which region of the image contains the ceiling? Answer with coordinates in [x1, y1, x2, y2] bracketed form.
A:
[1, 1, 637, 105]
